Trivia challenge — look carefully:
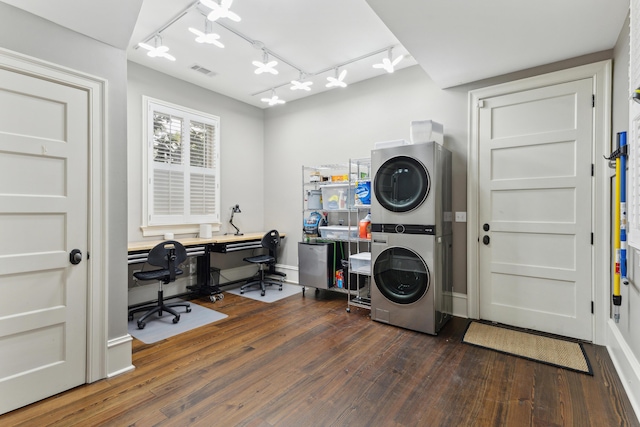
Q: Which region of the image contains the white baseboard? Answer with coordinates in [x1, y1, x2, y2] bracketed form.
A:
[278, 264, 467, 320]
[275, 263, 298, 284]
[452, 292, 468, 318]
[107, 334, 134, 378]
[606, 319, 640, 420]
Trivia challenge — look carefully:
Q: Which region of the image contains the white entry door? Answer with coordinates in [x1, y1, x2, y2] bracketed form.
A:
[0, 67, 88, 413]
[478, 78, 594, 341]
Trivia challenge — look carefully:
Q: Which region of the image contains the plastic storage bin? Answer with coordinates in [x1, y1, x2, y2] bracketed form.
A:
[321, 183, 354, 210]
[318, 226, 358, 240]
[349, 252, 371, 275]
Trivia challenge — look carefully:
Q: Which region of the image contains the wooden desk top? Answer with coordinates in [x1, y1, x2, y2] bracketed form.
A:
[128, 232, 283, 252]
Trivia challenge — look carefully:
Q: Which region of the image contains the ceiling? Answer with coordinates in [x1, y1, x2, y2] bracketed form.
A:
[126, 0, 416, 108]
[366, 0, 630, 89]
[0, 0, 630, 108]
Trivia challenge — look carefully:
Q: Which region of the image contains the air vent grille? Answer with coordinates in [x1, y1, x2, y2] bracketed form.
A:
[190, 64, 217, 77]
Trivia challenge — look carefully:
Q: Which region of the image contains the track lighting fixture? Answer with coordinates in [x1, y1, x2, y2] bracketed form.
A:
[188, 18, 224, 48]
[253, 51, 279, 75]
[201, 0, 241, 23]
[135, 1, 406, 105]
[372, 47, 403, 73]
[138, 35, 176, 61]
[261, 89, 286, 106]
[326, 68, 348, 88]
[290, 73, 313, 91]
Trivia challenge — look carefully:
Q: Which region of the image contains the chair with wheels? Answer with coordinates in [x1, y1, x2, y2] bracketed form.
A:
[128, 240, 191, 329]
[240, 230, 284, 296]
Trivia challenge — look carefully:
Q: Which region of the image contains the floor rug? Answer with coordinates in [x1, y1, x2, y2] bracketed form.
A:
[128, 300, 227, 344]
[462, 321, 593, 375]
[226, 282, 303, 303]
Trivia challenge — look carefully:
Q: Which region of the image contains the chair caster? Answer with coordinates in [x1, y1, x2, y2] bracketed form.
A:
[261, 291, 265, 296]
[173, 315, 180, 324]
[240, 290, 245, 294]
[137, 321, 145, 329]
[186, 307, 192, 313]
[128, 314, 133, 321]
[209, 293, 224, 302]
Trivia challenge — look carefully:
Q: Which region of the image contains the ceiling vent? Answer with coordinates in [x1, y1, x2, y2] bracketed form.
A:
[190, 64, 217, 77]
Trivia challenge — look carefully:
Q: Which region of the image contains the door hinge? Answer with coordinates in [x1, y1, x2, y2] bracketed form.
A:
[592, 94, 595, 107]
[591, 163, 594, 176]
[591, 301, 594, 314]
[591, 233, 594, 244]
[87, 252, 90, 260]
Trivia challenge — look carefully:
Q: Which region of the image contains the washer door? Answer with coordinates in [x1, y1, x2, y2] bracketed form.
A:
[373, 246, 429, 304]
[374, 155, 430, 213]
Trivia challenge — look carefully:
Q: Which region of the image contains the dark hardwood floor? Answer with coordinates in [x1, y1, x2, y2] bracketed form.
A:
[2, 289, 638, 426]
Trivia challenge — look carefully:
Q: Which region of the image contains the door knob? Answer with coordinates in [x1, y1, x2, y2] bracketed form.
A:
[483, 223, 490, 232]
[482, 236, 490, 245]
[69, 249, 82, 265]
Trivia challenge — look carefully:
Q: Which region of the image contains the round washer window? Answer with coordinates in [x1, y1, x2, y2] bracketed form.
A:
[373, 246, 429, 305]
[373, 155, 430, 213]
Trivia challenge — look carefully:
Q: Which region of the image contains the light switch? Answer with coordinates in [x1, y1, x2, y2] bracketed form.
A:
[455, 211, 467, 222]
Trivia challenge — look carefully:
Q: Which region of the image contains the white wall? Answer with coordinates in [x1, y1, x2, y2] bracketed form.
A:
[609, 12, 640, 412]
[263, 66, 469, 291]
[127, 62, 266, 243]
[0, 2, 129, 342]
[262, 57, 615, 294]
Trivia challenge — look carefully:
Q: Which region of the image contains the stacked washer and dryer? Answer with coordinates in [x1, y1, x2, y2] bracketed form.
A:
[370, 142, 453, 335]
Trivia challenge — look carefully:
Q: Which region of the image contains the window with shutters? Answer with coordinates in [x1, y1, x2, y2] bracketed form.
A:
[142, 97, 220, 231]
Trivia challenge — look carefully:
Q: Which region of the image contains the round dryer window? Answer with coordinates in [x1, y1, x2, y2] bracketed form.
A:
[373, 155, 430, 212]
[373, 246, 429, 304]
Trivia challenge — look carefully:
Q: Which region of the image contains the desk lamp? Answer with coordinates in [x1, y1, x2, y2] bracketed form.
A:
[229, 204, 243, 236]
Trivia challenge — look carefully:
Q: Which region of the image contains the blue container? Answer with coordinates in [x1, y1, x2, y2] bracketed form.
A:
[355, 181, 371, 205]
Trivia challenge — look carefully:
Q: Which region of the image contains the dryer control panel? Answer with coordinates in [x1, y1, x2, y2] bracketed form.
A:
[371, 223, 435, 235]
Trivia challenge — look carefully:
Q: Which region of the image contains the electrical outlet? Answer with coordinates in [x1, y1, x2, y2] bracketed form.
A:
[455, 212, 467, 222]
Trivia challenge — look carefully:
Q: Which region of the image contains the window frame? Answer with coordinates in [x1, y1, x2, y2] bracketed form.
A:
[141, 96, 220, 237]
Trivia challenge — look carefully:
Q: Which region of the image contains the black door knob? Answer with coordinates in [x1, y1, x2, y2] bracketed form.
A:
[69, 249, 82, 265]
[483, 223, 490, 232]
[483, 236, 490, 245]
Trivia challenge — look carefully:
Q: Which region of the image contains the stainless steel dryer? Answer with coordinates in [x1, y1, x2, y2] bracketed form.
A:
[370, 230, 452, 335]
[371, 142, 451, 235]
[370, 141, 452, 334]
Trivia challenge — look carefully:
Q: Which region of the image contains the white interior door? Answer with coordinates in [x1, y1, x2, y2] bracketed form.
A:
[478, 78, 594, 341]
[0, 68, 88, 413]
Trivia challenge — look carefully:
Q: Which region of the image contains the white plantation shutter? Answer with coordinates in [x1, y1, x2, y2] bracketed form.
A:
[189, 121, 218, 221]
[629, 0, 640, 248]
[146, 99, 220, 226]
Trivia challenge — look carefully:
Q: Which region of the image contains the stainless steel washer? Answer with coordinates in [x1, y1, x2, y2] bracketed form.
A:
[370, 231, 452, 335]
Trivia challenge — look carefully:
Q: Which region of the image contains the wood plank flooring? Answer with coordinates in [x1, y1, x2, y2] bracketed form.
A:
[2, 289, 638, 426]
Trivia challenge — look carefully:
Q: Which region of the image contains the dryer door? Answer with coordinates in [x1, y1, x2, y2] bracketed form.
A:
[373, 246, 429, 304]
[373, 155, 430, 213]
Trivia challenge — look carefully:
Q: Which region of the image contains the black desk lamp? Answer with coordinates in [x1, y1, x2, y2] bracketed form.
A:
[229, 204, 243, 236]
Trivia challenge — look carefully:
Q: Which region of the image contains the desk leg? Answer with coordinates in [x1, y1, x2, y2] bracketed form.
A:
[187, 247, 223, 302]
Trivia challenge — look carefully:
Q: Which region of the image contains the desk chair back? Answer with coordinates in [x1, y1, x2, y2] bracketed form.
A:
[138, 240, 187, 283]
[262, 229, 281, 262]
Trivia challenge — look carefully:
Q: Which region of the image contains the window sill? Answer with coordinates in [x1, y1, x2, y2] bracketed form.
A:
[140, 223, 221, 238]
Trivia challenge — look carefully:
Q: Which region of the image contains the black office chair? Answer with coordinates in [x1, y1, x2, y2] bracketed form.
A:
[240, 230, 284, 296]
[128, 240, 191, 329]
